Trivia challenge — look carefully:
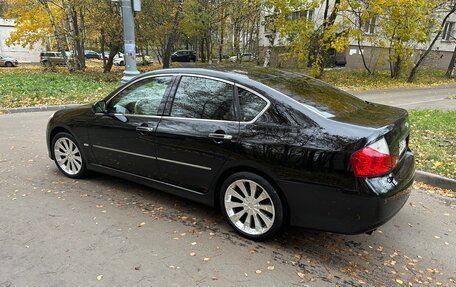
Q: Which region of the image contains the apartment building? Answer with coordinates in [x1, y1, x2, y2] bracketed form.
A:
[258, 1, 456, 70]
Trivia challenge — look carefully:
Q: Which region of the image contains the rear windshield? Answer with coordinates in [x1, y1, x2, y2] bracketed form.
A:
[234, 68, 369, 118]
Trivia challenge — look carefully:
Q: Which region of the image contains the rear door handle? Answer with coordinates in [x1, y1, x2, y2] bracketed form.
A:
[136, 126, 154, 132]
[208, 133, 232, 140]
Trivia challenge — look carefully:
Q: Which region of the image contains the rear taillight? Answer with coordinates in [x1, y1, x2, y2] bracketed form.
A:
[351, 138, 397, 177]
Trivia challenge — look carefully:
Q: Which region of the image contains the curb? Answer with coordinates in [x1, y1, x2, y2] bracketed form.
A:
[0, 104, 83, 114]
[415, 170, 456, 191]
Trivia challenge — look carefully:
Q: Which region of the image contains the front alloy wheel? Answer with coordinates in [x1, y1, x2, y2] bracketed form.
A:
[221, 172, 284, 240]
[52, 132, 87, 178]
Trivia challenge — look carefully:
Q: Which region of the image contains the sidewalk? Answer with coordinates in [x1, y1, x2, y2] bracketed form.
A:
[352, 85, 456, 110]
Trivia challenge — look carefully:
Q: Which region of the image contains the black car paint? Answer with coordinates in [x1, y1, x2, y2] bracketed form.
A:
[47, 67, 414, 234]
[171, 51, 197, 62]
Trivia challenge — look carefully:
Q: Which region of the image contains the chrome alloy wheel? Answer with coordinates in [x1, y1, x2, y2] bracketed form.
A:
[54, 137, 83, 175]
[224, 179, 275, 236]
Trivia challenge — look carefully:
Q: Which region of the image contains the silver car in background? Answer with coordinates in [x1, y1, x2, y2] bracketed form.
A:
[0, 55, 18, 67]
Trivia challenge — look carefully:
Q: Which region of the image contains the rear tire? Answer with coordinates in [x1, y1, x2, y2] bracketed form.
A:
[52, 132, 87, 179]
[5, 62, 13, 67]
[219, 172, 284, 240]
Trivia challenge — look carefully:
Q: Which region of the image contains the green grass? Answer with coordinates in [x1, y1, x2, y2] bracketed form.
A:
[0, 67, 119, 109]
[409, 110, 456, 179]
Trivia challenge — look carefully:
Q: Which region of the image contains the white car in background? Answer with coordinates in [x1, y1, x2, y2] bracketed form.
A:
[113, 53, 152, 66]
[228, 52, 256, 63]
[0, 55, 19, 67]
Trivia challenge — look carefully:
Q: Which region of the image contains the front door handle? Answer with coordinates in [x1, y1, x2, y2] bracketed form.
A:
[208, 133, 232, 140]
[136, 126, 154, 132]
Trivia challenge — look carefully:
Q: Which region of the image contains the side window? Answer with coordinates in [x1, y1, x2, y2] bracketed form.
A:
[108, 76, 172, 116]
[238, 87, 268, 122]
[171, 76, 235, 121]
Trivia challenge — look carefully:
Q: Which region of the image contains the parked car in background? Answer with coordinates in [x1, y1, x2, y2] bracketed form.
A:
[40, 51, 71, 66]
[171, 50, 197, 62]
[46, 67, 415, 240]
[85, 50, 101, 60]
[0, 55, 18, 67]
[229, 52, 255, 63]
[113, 53, 152, 66]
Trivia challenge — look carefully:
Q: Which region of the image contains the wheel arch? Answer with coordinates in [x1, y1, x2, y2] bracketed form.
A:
[48, 126, 74, 159]
[212, 164, 290, 223]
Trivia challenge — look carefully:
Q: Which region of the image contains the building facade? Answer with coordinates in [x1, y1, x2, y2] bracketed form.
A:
[0, 18, 44, 63]
[258, 2, 456, 70]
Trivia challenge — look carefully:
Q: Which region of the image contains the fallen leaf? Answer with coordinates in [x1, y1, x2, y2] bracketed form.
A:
[255, 269, 262, 274]
[297, 272, 305, 279]
[190, 252, 196, 256]
[267, 265, 275, 270]
[191, 242, 197, 246]
[138, 222, 145, 227]
[203, 257, 210, 262]
[396, 279, 403, 285]
[96, 275, 103, 281]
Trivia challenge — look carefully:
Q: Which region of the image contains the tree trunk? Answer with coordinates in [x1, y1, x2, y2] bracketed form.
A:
[218, 8, 225, 62]
[65, 0, 85, 71]
[391, 55, 402, 79]
[163, 0, 184, 68]
[200, 37, 206, 62]
[206, 30, 211, 64]
[357, 38, 371, 75]
[100, 29, 107, 69]
[408, 5, 456, 82]
[446, 44, 456, 78]
[38, 0, 69, 67]
[104, 44, 120, 73]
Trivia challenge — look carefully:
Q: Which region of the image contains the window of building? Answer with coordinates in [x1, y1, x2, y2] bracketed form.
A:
[442, 22, 455, 41]
[285, 10, 313, 22]
[362, 16, 377, 35]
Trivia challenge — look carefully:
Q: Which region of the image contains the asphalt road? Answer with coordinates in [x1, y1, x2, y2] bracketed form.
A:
[0, 111, 455, 287]
[353, 85, 456, 110]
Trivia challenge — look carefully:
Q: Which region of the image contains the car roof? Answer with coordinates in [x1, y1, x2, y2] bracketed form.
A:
[138, 65, 311, 91]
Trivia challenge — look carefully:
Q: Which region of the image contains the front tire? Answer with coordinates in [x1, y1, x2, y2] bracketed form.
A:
[220, 172, 284, 240]
[52, 132, 87, 179]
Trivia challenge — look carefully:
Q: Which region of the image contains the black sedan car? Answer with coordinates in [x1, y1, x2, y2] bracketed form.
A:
[171, 50, 197, 62]
[46, 67, 415, 240]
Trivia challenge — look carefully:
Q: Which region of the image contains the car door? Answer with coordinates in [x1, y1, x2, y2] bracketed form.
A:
[154, 75, 240, 193]
[88, 75, 175, 179]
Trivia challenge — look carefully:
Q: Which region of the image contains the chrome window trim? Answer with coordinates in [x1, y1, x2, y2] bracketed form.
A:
[101, 71, 270, 125]
[112, 113, 162, 119]
[176, 73, 235, 85]
[159, 116, 237, 124]
[92, 145, 212, 171]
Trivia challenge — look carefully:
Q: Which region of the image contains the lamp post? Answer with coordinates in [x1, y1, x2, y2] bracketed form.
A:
[120, 0, 140, 84]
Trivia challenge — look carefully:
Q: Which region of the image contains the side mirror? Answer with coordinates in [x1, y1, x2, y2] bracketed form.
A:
[93, 100, 106, 113]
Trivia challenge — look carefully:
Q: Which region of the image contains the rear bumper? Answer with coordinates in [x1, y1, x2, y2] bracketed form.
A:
[279, 151, 415, 234]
